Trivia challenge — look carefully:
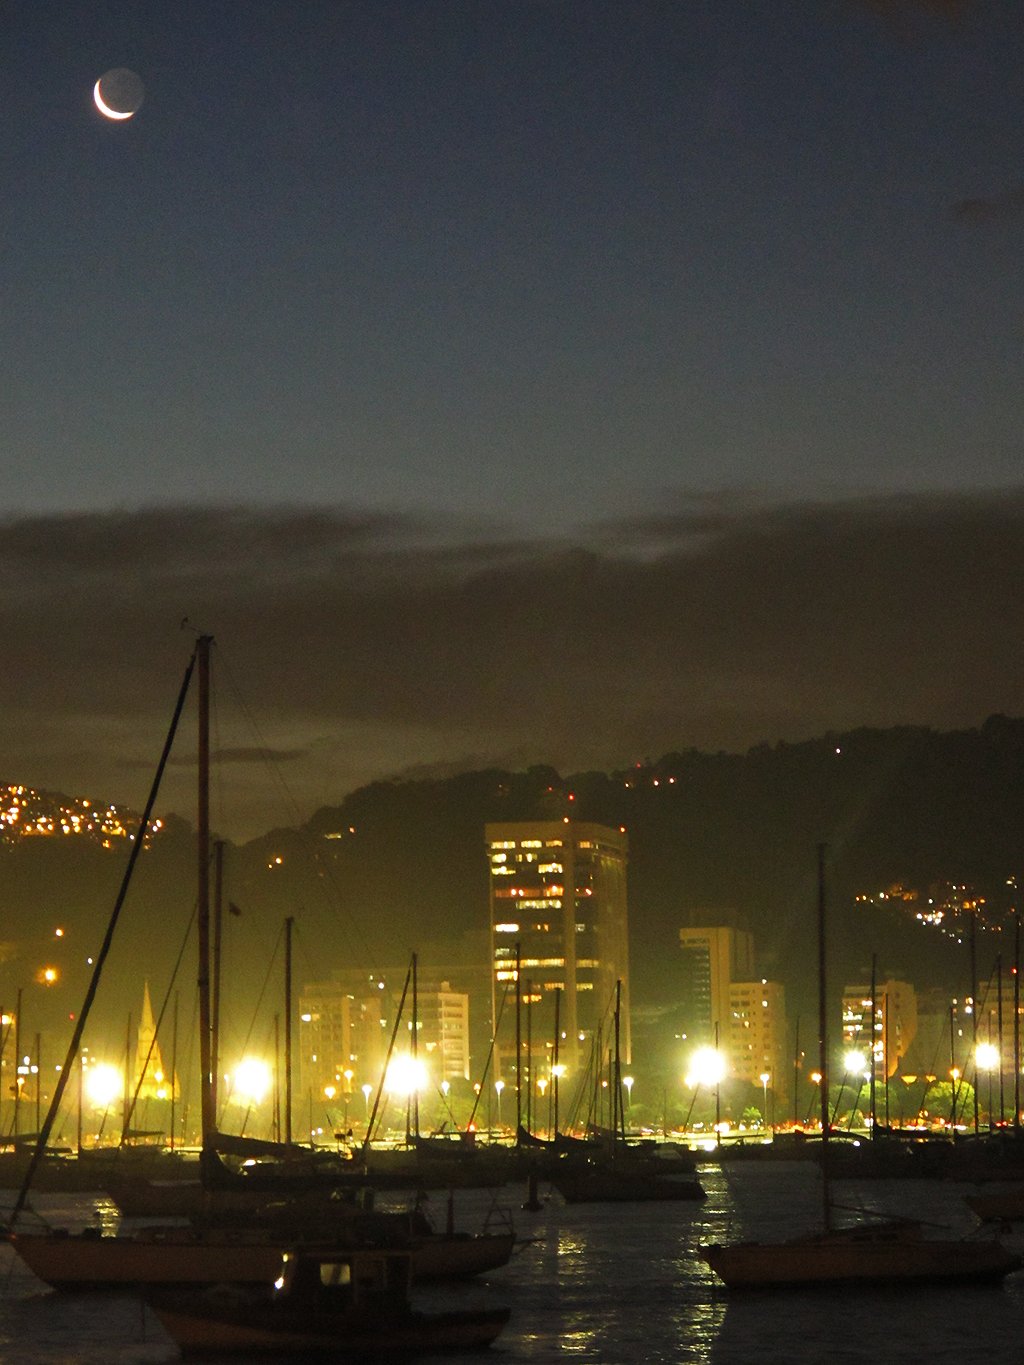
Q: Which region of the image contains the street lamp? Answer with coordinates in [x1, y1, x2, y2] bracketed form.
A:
[687, 1044, 726, 1145]
[759, 1072, 771, 1131]
[623, 1074, 634, 1131]
[808, 1071, 822, 1129]
[976, 1042, 999, 1129]
[494, 1078, 505, 1131]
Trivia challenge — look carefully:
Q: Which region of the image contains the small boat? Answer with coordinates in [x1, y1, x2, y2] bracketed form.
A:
[552, 1153, 706, 1204]
[147, 1244, 511, 1357]
[702, 846, 1021, 1290]
[964, 1183, 1024, 1223]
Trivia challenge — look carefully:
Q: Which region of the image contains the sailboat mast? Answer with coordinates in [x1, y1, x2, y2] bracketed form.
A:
[552, 987, 561, 1139]
[817, 843, 830, 1231]
[197, 634, 215, 1152]
[869, 954, 877, 1140]
[411, 950, 418, 1142]
[212, 839, 225, 1121]
[285, 916, 294, 1147]
[613, 979, 623, 1142]
[514, 941, 522, 1140]
[1015, 906, 1021, 1130]
[11, 643, 196, 1225]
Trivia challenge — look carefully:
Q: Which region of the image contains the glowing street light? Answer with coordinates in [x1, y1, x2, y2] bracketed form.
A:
[759, 1071, 771, 1129]
[384, 1053, 428, 1097]
[232, 1057, 272, 1105]
[494, 1078, 505, 1128]
[361, 1082, 372, 1118]
[976, 1042, 999, 1071]
[687, 1046, 725, 1089]
[84, 1062, 122, 1109]
[623, 1073, 634, 1130]
[976, 1042, 1000, 1129]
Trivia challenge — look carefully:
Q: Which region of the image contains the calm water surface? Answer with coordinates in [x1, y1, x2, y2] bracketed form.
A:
[2, 1161, 1024, 1364]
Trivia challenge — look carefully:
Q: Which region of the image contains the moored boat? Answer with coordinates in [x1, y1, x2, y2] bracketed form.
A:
[703, 1218, 1022, 1288]
[6, 1214, 517, 1290]
[146, 1244, 510, 1357]
[552, 1154, 706, 1204]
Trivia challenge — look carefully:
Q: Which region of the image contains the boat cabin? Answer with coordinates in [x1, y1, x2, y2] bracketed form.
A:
[274, 1246, 414, 1312]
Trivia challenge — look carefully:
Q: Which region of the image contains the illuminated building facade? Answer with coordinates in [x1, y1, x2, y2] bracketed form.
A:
[416, 984, 471, 1082]
[728, 978, 788, 1100]
[298, 973, 471, 1107]
[485, 820, 630, 1076]
[679, 926, 788, 1107]
[841, 978, 918, 1081]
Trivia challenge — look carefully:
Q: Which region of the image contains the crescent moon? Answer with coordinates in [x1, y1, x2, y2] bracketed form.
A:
[94, 79, 135, 121]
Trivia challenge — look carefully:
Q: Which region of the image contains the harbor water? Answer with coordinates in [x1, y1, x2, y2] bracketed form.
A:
[3, 1160, 1024, 1363]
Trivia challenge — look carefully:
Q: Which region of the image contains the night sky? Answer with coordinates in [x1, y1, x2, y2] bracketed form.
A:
[2, 1, 1022, 838]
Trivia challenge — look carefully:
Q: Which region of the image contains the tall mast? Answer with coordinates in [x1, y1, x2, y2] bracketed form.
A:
[514, 941, 522, 1140]
[11, 643, 196, 1225]
[552, 987, 561, 1139]
[197, 634, 215, 1153]
[211, 839, 225, 1121]
[869, 953, 877, 1140]
[997, 952, 1005, 1127]
[284, 915, 294, 1147]
[817, 843, 830, 1231]
[613, 979, 624, 1143]
[411, 950, 419, 1142]
[1015, 905, 1021, 1130]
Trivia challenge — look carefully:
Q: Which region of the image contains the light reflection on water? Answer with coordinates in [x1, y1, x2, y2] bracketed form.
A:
[2, 1162, 1024, 1362]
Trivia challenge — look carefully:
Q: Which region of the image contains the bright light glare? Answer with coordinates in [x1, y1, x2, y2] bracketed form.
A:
[233, 1057, 272, 1104]
[844, 1050, 866, 1075]
[976, 1042, 1000, 1071]
[687, 1046, 726, 1088]
[85, 1063, 122, 1108]
[384, 1054, 428, 1096]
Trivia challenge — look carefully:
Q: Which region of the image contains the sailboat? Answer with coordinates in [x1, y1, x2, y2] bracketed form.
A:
[702, 846, 1022, 1289]
[5, 638, 516, 1291]
[147, 1243, 510, 1357]
[550, 981, 705, 1204]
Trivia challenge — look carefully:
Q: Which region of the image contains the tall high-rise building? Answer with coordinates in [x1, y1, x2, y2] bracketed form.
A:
[485, 821, 630, 1076]
[728, 979, 788, 1100]
[677, 926, 754, 1043]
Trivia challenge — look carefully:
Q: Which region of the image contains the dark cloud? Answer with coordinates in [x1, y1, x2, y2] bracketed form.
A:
[852, 0, 973, 19]
[953, 184, 1024, 223]
[165, 747, 307, 769]
[2, 492, 1022, 837]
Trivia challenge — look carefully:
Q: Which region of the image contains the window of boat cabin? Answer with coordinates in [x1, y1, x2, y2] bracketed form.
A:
[320, 1260, 353, 1288]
